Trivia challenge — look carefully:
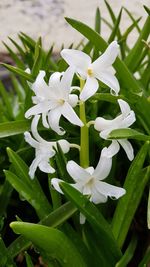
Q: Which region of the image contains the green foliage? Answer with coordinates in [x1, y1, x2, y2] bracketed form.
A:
[0, 2, 149, 266]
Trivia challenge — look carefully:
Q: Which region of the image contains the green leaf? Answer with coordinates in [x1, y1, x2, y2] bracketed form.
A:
[0, 237, 16, 267]
[147, 188, 150, 229]
[124, 15, 150, 71]
[6, 148, 51, 218]
[60, 182, 122, 266]
[0, 120, 30, 138]
[1, 63, 34, 82]
[108, 8, 122, 43]
[138, 246, 150, 267]
[104, 0, 116, 23]
[123, 7, 141, 33]
[0, 180, 13, 216]
[32, 37, 43, 77]
[10, 222, 87, 267]
[25, 252, 34, 267]
[0, 80, 14, 120]
[8, 37, 25, 59]
[2, 41, 25, 68]
[8, 201, 77, 258]
[108, 128, 150, 141]
[144, 5, 150, 16]
[112, 142, 150, 248]
[95, 7, 101, 33]
[115, 235, 137, 267]
[65, 17, 142, 95]
[92, 93, 118, 103]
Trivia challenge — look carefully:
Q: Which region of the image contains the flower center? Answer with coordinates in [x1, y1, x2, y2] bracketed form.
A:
[87, 68, 93, 77]
[86, 176, 94, 187]
[58, 99, 65, 105]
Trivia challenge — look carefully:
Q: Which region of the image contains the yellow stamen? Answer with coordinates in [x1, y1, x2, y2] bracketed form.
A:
[87, 68, 93, 77]
[58, 99, 65, 105]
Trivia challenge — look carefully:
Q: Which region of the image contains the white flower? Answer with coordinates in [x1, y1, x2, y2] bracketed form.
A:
[25, 67, 83, 135]
[94, 99, 136, 160]
[61, 41, 120, 101]
[51, 147, 126, 204]
[24, 115, 70, 179]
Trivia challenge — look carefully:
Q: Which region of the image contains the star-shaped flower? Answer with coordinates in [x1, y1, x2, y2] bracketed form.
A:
[51, 147, 125, 204]
[24, 115, 70, 179]
[25, 67, 83, 135]
[94, 99, 136, 160]
[61, 41, 120, 101]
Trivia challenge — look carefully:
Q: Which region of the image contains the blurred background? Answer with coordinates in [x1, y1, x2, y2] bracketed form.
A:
[0, 0, 149, 53]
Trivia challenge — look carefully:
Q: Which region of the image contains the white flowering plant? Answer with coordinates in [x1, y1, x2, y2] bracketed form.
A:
[0, 3, 150, 266]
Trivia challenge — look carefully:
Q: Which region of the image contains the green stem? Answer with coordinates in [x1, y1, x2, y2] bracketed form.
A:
[79, 79, 89, 168]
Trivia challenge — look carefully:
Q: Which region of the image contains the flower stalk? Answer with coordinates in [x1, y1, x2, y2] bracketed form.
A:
[79, 78, 89, 168]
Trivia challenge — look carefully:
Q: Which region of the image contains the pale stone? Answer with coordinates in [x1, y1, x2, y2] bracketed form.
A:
[0, 0, 149, 52]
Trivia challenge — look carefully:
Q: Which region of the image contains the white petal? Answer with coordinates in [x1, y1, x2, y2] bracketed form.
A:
[25, 101, 58, 118]
[94, 148, 112, 180]
[51, 178, 64, 194]
[68, 94, 78, 108]
[32, 70, 49, 98]
[49, 72, 63, 85]
[120, 111, 136, 128]
[61, 102, 83, 127]
[61, 49, 91, 79]
[85, 167, 94, 175]
[92, 41, 119, 71]
[118, 99, 131, 117]
[80, 77, 99, 101]
[91, 186, 107, 204]
[42, 113, 49, 128]
[31, 115, 45, 143]
[96, 71, 120, 95]
[97, 181, 126, 199]
[24, 131, 39, 148]
[106, 141, 120, 157]
[48, 107, 65, 135]
[118, 139, 134, 161]
[39, 160, 55, 174]
[58, 139, 70, 154]
[67, 160, 90, 183]
[94, 117, 114, 132]
[80, 213, 86, 224]
[60, 67, 75, 98]
[83, 184, 92, 195]
[29, 155, 42, 179]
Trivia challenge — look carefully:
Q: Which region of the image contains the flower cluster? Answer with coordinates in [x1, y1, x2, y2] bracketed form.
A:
[25, 41, 136, 223]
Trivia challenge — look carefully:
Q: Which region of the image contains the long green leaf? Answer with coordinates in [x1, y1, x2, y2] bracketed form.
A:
[108, 8, 122, 43]
[0, 120, 30, 138]
[112, 142, 150, 248]
[8, 201, 77, 258]
[0, 238, 16, 267]
[1, 63, 34, 82]
[7, 148, 51, 217]
[0, 81, 14, 120]
[10, 222, 87, 267]
[108, 128, 150, 141]
[65, 17, 142, 95]
[125, 15, 150, 71]
[60, 182, 122, 266]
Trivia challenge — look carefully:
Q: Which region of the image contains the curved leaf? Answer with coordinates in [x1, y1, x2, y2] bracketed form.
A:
[10, 222, 87, 267]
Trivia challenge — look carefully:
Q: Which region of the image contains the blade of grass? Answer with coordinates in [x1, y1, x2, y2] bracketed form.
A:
[112, 142, 150, 248]
[0, 120, 30, 138]
[125, 15, 150, 71]
[0, 81, 14, 120]
[108, 8, 122, 43]
[1, 63, 34, 82]
[60, 182, 122, 265]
